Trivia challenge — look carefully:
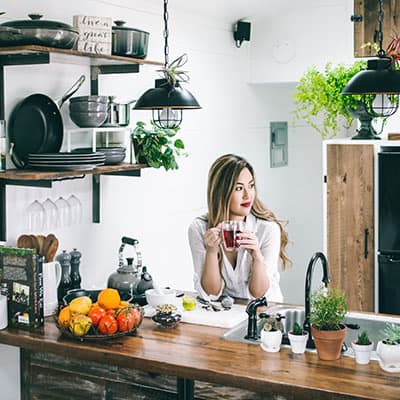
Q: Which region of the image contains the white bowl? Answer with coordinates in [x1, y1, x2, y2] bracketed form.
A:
[145, 288, 176, 308]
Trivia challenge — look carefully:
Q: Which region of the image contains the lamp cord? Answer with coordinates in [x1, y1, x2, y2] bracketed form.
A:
[163, 0, 169, 68]
[377, 0, 385, 57]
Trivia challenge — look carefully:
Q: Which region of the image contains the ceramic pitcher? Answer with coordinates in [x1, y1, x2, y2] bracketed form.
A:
[43, 261, 62, 317]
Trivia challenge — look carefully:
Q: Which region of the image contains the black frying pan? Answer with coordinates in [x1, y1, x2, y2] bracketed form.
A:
[9, 74, 85, 168]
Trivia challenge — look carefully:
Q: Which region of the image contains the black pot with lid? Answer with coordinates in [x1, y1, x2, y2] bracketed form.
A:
[0, 14, 78, 49]
[112, 20, 149, 58]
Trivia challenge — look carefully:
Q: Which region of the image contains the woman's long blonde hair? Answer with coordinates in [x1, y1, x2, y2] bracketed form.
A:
[207, 154, 291, 269]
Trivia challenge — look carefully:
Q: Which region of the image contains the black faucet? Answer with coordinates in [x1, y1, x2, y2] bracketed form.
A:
[303, 252, 330, 348]
[245, 296, 268, 340]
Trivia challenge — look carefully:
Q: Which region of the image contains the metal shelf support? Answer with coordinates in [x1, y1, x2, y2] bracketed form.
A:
[92, 169, 141, 223]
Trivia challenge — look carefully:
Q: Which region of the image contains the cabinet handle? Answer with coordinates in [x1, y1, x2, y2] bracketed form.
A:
[350, 14, 363, 22]
[364, 228, 369, 259]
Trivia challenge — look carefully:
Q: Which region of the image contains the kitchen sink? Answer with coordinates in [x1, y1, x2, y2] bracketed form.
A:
[221, 304, 400, 360]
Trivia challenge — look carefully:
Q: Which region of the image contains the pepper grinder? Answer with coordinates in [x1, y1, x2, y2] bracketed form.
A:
[69, 248, 82, 290]
[56, 250, 72, 302]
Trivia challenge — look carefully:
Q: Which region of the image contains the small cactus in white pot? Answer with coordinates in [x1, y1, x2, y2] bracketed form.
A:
[260, 313, 285, 353]
[288, 322, 309, 354]
[351, 330, 374, 365]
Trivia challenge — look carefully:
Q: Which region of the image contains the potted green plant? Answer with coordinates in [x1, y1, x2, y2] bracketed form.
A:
[288, 321, 309, 354]
[293, 60, 369, 139]
[131, 121, 187, 171]
[260, 313, 285, 353]
[376, 323, 400, 373]
[309, 287, 348, 360]
[351, 330, 374, 365]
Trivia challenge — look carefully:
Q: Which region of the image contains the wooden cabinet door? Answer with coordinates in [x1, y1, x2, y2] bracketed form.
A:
[354, 0, 400, 57]
[326, 144, 374, 311]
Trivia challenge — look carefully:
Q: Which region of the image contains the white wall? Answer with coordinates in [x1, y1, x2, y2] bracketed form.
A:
[0, 0, 387, 397]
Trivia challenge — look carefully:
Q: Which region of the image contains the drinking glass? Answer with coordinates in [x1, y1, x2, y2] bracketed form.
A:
[67, 194, 82, 225]
[221, 220, 245, 251]
[55, 196, 71, 227]
[42, 198, 59, 229]
[26, 200, 45, 232]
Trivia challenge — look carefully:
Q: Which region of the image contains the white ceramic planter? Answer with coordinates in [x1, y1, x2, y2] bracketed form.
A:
[260, 329, 282, 353]
[288, 331, 309, 354]
[351, 340, 374, 365]
[376, 341, 400, 372]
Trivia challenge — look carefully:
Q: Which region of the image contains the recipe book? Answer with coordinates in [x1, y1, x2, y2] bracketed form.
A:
[0, 247, 44, 329]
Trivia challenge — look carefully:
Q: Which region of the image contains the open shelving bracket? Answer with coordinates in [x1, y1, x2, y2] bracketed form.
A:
[0, 46, 157, 240]
[92, 169, 141, 223]
[0, 179, 53, 241]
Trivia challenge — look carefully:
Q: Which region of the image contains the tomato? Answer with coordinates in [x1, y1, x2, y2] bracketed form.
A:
[129, 306, 142, 328]
[116, 307, 135, 332]
[98, 313, 118, 335]
[88, 305, 106, 327]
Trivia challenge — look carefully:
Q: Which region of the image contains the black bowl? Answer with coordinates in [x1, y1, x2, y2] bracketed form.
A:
[62, 288, 133, 305]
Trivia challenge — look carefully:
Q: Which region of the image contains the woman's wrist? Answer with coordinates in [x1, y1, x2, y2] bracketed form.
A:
[251, 250, 264, 263]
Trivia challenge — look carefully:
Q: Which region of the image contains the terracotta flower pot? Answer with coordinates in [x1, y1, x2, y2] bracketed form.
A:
[311, 325, 347, 361]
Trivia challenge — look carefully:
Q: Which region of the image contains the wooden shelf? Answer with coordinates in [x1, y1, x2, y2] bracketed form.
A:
[0, 45, 156, 239]
[0, 45, 163, 67]
[0, 163, 148, 181]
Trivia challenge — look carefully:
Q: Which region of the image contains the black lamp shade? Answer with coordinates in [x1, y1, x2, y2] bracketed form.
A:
[342, 58, 400, 94]
[134, 78, 201, 110]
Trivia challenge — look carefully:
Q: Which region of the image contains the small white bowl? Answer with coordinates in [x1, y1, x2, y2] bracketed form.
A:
[145, 288, 176, 308]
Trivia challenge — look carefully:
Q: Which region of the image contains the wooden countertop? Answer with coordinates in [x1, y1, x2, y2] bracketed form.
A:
[0, 315, 398, 399]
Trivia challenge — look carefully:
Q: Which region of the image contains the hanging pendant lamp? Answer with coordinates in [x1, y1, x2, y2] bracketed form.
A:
[342, 0, 400, 118]
[134, 0, 201, 128]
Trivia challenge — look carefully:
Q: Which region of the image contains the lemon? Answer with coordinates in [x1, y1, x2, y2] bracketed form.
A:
[69, 296, 92, 315]
[182, 295, 197, 311]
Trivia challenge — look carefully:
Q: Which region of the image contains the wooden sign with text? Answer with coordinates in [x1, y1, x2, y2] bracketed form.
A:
[73, 15, 112, 55]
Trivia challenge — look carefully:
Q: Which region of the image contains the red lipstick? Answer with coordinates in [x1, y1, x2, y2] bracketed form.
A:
[241, 202, 251, 208]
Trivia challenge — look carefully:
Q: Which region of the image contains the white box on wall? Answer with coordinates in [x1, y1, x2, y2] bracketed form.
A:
[73, 15, 112, 55]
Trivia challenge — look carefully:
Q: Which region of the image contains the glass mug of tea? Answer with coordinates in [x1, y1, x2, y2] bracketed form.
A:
[221, 220, 245, 251]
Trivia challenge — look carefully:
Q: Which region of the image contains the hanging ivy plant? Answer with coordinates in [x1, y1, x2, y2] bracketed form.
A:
[292, 61, 368, 138]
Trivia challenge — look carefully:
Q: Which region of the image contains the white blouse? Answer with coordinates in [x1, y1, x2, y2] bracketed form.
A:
[188, 213, 283, 302]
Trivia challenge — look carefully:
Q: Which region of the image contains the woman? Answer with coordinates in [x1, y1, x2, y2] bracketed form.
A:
[188, 154, 291, 302]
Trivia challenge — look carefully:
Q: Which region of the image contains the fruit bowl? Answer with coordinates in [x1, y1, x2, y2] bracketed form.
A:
[56, 288, 143, 341]
[55, 303, 143, 341]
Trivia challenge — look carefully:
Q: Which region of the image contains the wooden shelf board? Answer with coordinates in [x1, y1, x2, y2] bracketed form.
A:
[0, 163, 148, 181]
[0, 45, 163, 67]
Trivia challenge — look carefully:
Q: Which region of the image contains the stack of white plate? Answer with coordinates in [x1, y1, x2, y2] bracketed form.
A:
[27, 152, 106, 171]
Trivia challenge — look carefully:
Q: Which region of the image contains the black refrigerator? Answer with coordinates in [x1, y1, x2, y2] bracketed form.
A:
[378, 147, 400, 315]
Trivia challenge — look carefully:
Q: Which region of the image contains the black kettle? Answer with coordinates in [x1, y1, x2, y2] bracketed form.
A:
[107, 237, 153, 299]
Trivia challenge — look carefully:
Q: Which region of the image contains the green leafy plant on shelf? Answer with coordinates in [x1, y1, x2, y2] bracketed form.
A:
[132, 121, 187, 171]
[293, 60, 368, 139]
[355, 330, 372, 346]
[309, 287, 347, 331]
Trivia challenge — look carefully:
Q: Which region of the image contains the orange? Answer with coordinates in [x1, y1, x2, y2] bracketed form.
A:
[97, 288, 121, 310]
[58, 306, 71, 327]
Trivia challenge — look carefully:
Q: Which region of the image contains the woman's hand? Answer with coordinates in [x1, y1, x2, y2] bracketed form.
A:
[204, 225, 222, 252]
[237, 230, 263, 260]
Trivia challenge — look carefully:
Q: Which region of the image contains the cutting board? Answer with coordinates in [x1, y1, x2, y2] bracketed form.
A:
[144, 303, 247, 329]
